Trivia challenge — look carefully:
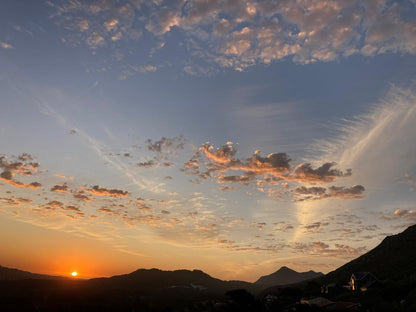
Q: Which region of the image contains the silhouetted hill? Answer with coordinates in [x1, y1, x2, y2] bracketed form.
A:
[255, 266, 323, 288]
[87, 268, 259, 295]
[0, 265, 66, 280]
[323, 224, 416, 285]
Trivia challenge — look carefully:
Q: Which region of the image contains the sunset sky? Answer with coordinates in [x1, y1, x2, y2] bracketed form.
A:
[1, 0, 416, 282]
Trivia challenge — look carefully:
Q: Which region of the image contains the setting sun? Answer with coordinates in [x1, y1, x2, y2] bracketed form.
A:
[71, 271, 77, 277]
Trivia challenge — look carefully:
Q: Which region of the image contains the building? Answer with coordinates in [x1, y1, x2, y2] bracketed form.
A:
[350, 272, 380, 291]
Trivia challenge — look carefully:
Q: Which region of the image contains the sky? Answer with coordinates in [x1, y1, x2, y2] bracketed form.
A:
[0, 0, 416, 282]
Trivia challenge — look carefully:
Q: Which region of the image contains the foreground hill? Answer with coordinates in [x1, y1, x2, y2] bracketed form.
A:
[255, 266, 323, 288]
[0, 265, 66, 281]
[323, 224, 416, 285]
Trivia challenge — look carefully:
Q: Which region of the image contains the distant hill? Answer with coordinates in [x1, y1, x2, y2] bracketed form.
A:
[255, 266, 323, 288]
[87, 268, 259, 295]
[323, 224, 416, 285]
[0, 265, 66, 281]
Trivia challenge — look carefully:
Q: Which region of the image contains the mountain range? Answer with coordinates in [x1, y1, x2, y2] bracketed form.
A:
[0, 265, 66, 281]
[1, 224, 415, 311]
[1, 224, 416, 288]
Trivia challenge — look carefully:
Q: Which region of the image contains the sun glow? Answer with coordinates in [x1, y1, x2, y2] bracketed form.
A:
[71, 271, 78, 277]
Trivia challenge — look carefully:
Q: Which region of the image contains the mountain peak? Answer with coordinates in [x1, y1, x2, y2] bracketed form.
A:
[255, 267, 323, 287]
[277, 266, 295, 272]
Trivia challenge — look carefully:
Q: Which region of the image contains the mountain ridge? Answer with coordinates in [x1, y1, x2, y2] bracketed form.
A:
[322, 223, 416, 285]
[0, 265, 66, 281]
[255, 265, 323, 288]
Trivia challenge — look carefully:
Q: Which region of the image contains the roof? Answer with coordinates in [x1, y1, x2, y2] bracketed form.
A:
[335, 301, 360, 309]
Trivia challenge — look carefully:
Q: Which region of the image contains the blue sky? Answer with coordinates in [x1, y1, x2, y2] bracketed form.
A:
[0, 0, 416, 281]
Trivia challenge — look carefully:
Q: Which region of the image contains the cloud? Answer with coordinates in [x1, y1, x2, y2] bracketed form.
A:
[292, 163, 351, 183]
[137, 160, 157, 168]
[140, 65, 157, 72]
[0, 154, 42, 189]
[51, 0, 416, 72]
[293, 241, 366, 257]
[45, 200, 64, 208]
[146, 136, 186, 154]
[396, 173, 415, 186]
[137, 159, 174, 168]
[0, 175, 42, 189]
[85, 185, 129, 197]
[303, 222, 329, 233]
[98, 207, 121, 216]
[0, 154, 39, 176]
[184, 142, 361, 201]
[394, 209, 416, 220]
[295, 186, 327, 196]
[294, 184, 365, 201]
[73, 192, 91, 201]
[0, 42, 13, 49]
[328, 185, 365, 199]
[50, 183, 69, 193]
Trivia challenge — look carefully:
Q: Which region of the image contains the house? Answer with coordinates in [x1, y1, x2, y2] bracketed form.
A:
[301, 296, 361, 311]
[350, 272, 380, 291]
[301, 297, 336, 310]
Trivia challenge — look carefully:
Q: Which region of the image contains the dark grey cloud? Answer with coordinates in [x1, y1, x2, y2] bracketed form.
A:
[328, 185, 365, 199]
[146, 136, 185, 154]
[85, 185, 129, 197]
[50, 183, 69, 193]
[292, 163, 351, 183]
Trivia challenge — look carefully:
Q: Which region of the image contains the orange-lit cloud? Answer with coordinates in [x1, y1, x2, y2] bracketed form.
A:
[50, 183, 69, 193]
[184, 142, 361, 201]
[50, 0, 416, 73]
[85, 185, 129, 197]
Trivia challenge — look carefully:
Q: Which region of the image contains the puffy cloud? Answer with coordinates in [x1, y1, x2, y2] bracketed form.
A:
[51, 0, 416, 72]
[294, 186, 326, 195]
[146, 136, 186, 154]
[73, 192, 91, 201]
[0, 154, 39, 176]
[292, 162, 351, 183]
[50, 183, 69, 193]
[294, 184, 365, 201]
[218, 175, 253, 184]
[45, 200, 64, 208]
[303, 222, 328, 233]
[85, 185, 129, 197]
[146, 8, 181, 35]
[394, 209, 416, 220]
[0, 176, 42, 189]
[328, 185, 365, 199]
[184, 142, 361, 201]
[0, 171, 13, 181]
